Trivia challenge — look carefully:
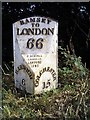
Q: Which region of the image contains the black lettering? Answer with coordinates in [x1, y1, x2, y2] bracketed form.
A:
[28, 72, 32, 75]
[26, 68, 29, 73]
[47, 19, 51, 24]
[42, 28, 48, 35]
[17, 28, 54, 35]
[18, 66, 21, 70]
[39, 70, 43, 77]
[21, 65, 24, 69]
[28, 28, 34, 35]
[19, 18, 52, 25]
[35, 79, 39, 87]
[20, 28, 29, 35]
[43, 82, 45, 89]
[15, 70, 18, 74]
[49, 68, 55, 74]
[25, 18, 30, 24]
[17, 28, 20, 35]
[47, 67, 50, 71]
[36, 38, 43, 49]
[20, 20, 25, 25]
[29, 75, 33, 79]
[42, 67, 46, 73]
[27, 38, 35, 49]
[48, 28, 54, 35]
[35, 23, 39, 27]
[32, 23, 35, 27]
[35, 28, 41, 35]
[20, 65, 23, 69]
[52, 73, 56, 77]
[36, 18, 40, 22]
[46, 79, 51, 88]
[36, 75, 40, 80]
[30, 18, 35, 22]
[22, 79, 25, 85]
[53, 77, 56, 81]
[41, 18, 46, 23]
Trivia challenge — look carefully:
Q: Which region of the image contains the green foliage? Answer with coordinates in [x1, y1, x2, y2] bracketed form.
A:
[2, 47, 90, 119]
[58, 46, 88, 85]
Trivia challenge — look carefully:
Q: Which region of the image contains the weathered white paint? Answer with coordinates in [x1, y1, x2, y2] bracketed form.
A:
[13, 16, 58, 94]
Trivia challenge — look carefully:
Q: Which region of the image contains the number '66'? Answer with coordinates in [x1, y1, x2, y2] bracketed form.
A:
[27, 38, 44, 49]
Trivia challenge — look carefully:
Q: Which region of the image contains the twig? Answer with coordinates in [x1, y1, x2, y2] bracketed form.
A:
[0, 65, 10, 76]
[4, 63, 10, 71]
[76, 96, 83, 116]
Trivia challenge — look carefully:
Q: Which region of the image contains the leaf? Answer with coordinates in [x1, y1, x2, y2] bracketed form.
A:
[3, 106, 10, 117]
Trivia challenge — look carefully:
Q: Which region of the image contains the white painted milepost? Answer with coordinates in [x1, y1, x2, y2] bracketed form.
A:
[13, 16, 58, 94]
